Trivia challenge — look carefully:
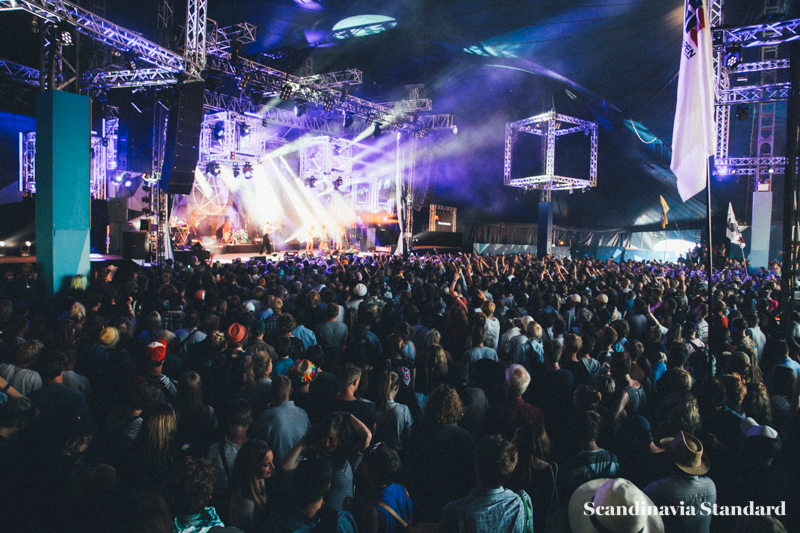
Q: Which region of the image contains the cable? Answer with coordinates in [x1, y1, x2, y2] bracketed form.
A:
[627, 119, 658, 144]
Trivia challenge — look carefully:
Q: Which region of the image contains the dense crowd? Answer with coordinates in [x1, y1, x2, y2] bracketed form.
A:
[0, 251, 797, 533]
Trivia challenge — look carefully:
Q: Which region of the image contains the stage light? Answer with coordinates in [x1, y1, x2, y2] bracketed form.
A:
[124, 179, 132, 187]
[114, 174, 124, 183]
[323, 98, 334, 112]
[214, 122, 225, 139]
[735, 105, 749, 121]
[243, 162, 253, 179]
[142, 184, 151, 192]
[239, 72, 252, 90]
[373, 123, 382, 137]
[452, 125, 458, 134]
[280, 84, 293, 100]
[128, 57, 138, 70]
[0, 242, 5, 257]
[333, 177, 343, 191]
[295, 101, 306, 117]
[343, 113, 354, 128]
[725, 47, 742, 69]
[21, 241, 30, 257]
[233, 165, 241, 178]
[769, 167, 775, 174]
[340, 88, 348, 102]
[239, 122, 250, 137]
[206, 162, 221, 176]
[56, 20, 73, 46]
[305, 177, 316, 189]
[366, 113, 375, 126]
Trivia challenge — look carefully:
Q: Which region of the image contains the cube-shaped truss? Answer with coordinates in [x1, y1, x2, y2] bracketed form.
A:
[300, 136, 353, 181]
[201, 111, 287, 164]
[504, 110, 598, 191]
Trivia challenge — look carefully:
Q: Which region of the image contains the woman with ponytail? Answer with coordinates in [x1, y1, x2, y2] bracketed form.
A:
[374, 371, 413, 451]
[240, 351, 273, 420]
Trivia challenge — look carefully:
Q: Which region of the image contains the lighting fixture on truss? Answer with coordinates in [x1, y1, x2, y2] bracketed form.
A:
[239, 122, 250, 137]
[323, 98, 334, 112]
[280, 84, 293, 100]
[366, 113, 375, 126]
[304, 177, 316, 188]
[373, 123, 382, 137]
[232, 165, 240, 178]
[295, 101, 306, 117]
[214, 122, 225, 139]
[243, 162, 253, 179]
[207, 161, 221, 176]
[333, 177, 344, 191]
[735, 105, 749, 121]
[343, 113, 354, 128]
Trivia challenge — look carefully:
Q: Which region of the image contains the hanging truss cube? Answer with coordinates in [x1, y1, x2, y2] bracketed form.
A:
[504, 110, 598, 192]
[200, 111, 287, 164]
[300, 136, 353, 181]
[19, 132, 36, 195]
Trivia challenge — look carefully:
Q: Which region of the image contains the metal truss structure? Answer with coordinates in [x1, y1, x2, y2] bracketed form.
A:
[203, 92, 340, 134]
[200, 110, 288, 165]
[204, 52, 447, 135]
[89, 115, 118, 199]
[206, 20, 256, 56]
[0, 0, 192, 75]
[504, 110, 598, 201]
[0, 59, 41, 87]
[428, 204, 456, 232]
[18, 132, 36, 195]
[300, 69, 362, 89]
[714, 3, 796, 180]
[300, 136, 353, 182]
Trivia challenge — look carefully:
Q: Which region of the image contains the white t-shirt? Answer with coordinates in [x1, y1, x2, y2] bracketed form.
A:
[0, 363, 42, 396]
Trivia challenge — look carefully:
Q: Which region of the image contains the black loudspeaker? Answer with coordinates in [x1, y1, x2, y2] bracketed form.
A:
[108, 197, 127, 223]
[122, 231, 148, 260]
[160, 81, 205, 195]
[90, 199, 109, 254]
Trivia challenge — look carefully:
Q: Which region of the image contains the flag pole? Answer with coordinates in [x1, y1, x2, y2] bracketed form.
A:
[706, 157, 713, 305]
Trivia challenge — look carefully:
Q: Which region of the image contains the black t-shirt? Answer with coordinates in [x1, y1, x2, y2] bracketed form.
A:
[322, 397, 376, 430]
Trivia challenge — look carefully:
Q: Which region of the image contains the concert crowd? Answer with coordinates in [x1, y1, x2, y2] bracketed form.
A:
[0, 251, 796, 533]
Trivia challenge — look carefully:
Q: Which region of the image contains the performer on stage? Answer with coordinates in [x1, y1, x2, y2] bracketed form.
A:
[320, 225, 330, 252]
[335, 225, 346, 251]
[222, 218, 234, 243]
[306, 225, 316, 253]
[260, 220, 275, 254]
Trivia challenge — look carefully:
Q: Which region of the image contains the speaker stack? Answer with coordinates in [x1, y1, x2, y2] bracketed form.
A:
[160, 81, 205, 195]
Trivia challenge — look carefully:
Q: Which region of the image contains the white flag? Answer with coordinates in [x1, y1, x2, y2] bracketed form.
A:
[727, 203, 745, 249]
[670, 0, 717, 202]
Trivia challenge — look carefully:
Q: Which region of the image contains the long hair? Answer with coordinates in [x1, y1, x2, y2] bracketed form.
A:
[229, 439, 270, 510]
[175, 371, 208, 419]
[376, 371, 400, 411]
[246, 351, 272, 386]
[135, 404, 177, 471]
[146, 311, 164, 336]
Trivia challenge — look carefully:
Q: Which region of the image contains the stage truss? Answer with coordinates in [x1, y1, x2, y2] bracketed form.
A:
[504, 110, 598, 201]
[429, 204, 457, 232]
[200, 111, 288, 165]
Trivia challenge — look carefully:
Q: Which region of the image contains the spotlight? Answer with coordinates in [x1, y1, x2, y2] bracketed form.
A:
[128, 57, 137, 70]
[304, 177, 316, 189]
[333, 177, 343, 191]
[769, 167, 775, 174]
[21, 241, 30, 257]
[233, 165, 241, 178]
[114, 174, 124, 183]
[452, 125, 458, 134]
[142, 184, 152, 192]
[323, 98, 334, 112]
[239, 122, 250, 137]
[735, 105, 749, 121]
[206, 162, 221, 176]
[214, 121, 225, 139]
[280, 84, 293, 100]
[56, 20, 73, 46]
[725, 47, 742, 69]
[124, 179, 132, 187]
[25, 241, 31, 246]
[343, 113, 354, 128]
[239, 72, 252, 90]
[295, 101, 306, 117]
[243, 162, 253, 179]
[373, 123, 382, 137]
[0, 241, 4, 257]
[366, 113, 375, 126]
[340, 88, 348, 102]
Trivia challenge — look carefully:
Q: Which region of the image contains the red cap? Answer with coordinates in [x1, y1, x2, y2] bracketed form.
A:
[145, 339, 168, 363]
[226, 323, 246, 345]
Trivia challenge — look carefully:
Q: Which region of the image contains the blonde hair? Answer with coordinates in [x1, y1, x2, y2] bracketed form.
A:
[70, 302, 86, 323]
[376, 371, 400, 411]
[70, 274, 88, 291]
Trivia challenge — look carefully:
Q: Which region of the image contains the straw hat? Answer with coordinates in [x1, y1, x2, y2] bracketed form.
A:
[659, 431, 710, 475]
[98, 327, 120, 350]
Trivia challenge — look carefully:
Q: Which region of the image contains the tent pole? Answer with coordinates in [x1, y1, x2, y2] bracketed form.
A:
[706, 157, 713, 308]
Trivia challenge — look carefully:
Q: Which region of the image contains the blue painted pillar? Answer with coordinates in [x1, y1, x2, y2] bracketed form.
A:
[35, 90, 91, 301]
[538, 201, 553, 258]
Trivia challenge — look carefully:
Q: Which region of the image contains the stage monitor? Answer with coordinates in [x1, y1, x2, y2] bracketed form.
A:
[429, 204, 457, 233]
